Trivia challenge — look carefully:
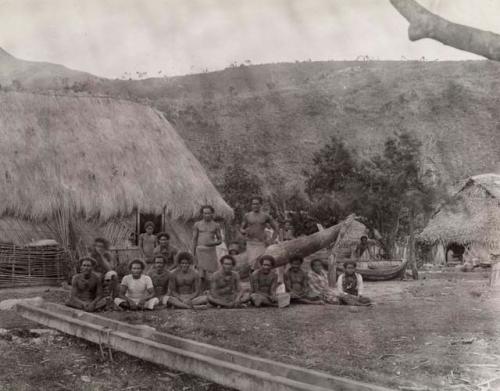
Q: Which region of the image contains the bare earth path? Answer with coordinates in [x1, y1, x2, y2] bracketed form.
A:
[0, 271, 499, 390]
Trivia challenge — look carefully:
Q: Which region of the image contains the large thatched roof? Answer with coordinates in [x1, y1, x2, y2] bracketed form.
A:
[0, 92, 233, 222]
[419, 173, 500, 246]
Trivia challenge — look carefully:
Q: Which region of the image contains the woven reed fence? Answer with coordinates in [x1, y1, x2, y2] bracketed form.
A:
[0, 243, 71, 288]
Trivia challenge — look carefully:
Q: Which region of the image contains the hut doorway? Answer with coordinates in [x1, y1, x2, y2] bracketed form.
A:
[137, 212, 164, 239]
[446, 243, 465, 265]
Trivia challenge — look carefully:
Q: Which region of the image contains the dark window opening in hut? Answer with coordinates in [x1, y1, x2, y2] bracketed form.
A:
[446, 243, 465, 265]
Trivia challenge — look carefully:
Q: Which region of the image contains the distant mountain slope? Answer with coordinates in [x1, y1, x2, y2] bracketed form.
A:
[0, 47, 98, 89]
[117, 61, 500, 193]
[3, 47, 500, 195]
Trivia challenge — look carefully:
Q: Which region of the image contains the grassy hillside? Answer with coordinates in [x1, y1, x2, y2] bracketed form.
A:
[3, 47, 500, 195]
[118, 60, 500, 193]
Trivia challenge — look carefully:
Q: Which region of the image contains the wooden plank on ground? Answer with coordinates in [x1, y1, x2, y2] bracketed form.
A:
[16, 302, 394, 391]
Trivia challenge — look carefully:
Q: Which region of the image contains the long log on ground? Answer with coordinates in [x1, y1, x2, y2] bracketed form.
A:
[17, 301, 394, 391]
[390, 0, 500, 61]
[262, 215, 356, 267]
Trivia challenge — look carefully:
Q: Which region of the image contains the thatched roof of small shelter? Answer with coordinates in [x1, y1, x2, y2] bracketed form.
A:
[419, 173, 500, 246]
[0, 92, 233, 222]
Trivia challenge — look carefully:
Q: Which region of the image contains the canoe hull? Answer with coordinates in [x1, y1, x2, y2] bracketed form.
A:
[336, 261, 408, 281]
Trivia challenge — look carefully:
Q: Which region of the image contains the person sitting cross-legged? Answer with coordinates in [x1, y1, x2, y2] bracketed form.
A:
[114, 259, 159, 310]
[337, 260, 371, 306]
[308, 258, 340, 305]
[167, 252, 206, 309]
[147, 255, 171, 307]
[207, 255, 251, 308]
[284, 256, 323, 305]
[66, 257, 108, 312]
[250, 255, 279, 307]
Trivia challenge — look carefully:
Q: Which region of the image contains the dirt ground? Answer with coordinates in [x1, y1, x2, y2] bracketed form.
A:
[1, 271, 499, 391]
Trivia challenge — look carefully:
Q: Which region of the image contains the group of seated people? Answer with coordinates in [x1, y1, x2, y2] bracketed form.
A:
[66, 237, 371, 313]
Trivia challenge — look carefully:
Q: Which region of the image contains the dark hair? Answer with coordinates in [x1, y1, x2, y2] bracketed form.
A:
[219, 254, 236, 266]
[144, 221, 155, 230]
[79, 257, 96, 268]
[153, 255, 166, 264]
[129, 258, 146, 271]
[157, 232, 170, 240]
[289, 256, 303, 264]
[200, 205, 215, 214]
[176, 251, 194, 264]
[310, 258, 324, 269]
[94, 237, 109, 249]
[251, 196, 263, 204]
[360, 235, 368, 240]
[343, 260, 357, 269]
[259, 254, 276, 267]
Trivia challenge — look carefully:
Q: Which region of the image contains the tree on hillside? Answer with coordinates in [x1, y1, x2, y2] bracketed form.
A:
[218, 160, 263, 227]
[306, 132, 439, 278]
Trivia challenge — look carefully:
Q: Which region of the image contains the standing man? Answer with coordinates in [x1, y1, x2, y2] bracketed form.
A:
[192, 205, 222, 289]
[240, 197, 279, 270]
[352, 235, 375, 261]
[153, 232, 179, 271]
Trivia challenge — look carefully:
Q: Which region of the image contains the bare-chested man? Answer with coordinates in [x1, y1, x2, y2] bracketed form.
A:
[240, 197, 279, 270]
[167, 252, 205, 309]
[66, 257, 108, 312]
[250, 255, 279, 307]
[284, 256, 322, 305]
[192, 205, 222, 288]
[208, 255, 250, 308]
[148, 255, 171, 307]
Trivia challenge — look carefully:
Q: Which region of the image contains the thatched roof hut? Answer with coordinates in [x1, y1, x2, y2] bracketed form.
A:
[419, 173, 500, 250]
[0, 92, 233, 251]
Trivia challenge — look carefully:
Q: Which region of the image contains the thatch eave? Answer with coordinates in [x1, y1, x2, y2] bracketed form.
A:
[0, 92, 233, 223]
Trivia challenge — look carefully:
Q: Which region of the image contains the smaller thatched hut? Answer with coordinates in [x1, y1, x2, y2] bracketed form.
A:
[419, 173, 500, 265]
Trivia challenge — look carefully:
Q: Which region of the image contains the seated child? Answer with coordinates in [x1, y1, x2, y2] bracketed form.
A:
[139, 221, 158, 266]
[66, 257, 108, 312]
[114, 259, 158, 310]
[337, 260, 371, 306]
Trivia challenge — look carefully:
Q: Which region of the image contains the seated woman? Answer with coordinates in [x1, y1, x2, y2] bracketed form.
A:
[66, 257, 108, 312]
[337, 260, 371, 306]
[208, 255, 250, 308]
[147, 255, 171, 307]
[284, 256, 322, 304]
[167, 252, 205, 309]
[114, 259, 159, 310]
[250, 255, 278, 307]
[308, 258, 339, 304]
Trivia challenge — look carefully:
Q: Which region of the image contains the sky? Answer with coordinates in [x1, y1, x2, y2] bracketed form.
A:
[0, 0, 499, 79]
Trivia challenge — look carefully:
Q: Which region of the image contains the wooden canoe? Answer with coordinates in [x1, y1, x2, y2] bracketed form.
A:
[336, 260, 408, 281]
